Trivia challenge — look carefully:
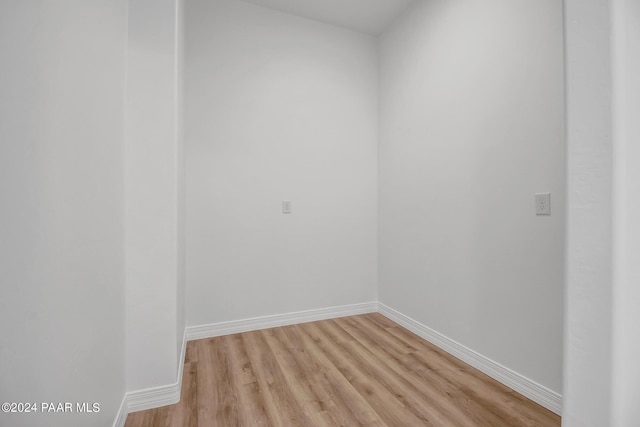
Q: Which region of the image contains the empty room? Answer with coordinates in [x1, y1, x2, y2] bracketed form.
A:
[1, 0, 639, 427]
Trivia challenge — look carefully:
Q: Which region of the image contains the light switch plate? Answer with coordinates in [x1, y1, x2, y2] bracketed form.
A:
[535, 193, 551, 215]
[282, 201, 292, 214]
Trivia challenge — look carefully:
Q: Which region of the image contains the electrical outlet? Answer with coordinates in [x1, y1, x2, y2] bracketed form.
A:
[282, 201, 292, 214]
[535, 193, 551, 215]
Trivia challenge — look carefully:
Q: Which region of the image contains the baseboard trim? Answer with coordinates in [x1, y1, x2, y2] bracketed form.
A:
[186, 301, 379, 341]
[124, 328, 188, 414]
[116, 300, 561, 425]
[378, 303, 562, 415]
[112, 394, 127, 427]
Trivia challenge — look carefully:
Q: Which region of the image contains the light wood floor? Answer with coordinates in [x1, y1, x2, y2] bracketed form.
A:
[125, 313, 560, 427]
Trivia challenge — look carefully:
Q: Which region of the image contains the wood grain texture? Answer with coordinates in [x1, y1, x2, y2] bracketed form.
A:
[125, 313, 560, 427]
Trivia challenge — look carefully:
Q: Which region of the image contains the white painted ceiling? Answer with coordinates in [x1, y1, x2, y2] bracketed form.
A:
[240, 0, 416, 35]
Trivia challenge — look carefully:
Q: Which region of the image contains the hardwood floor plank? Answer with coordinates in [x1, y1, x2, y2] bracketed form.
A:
[262, 327, 345, 426]
[309, 320, 434, 426]
[282, 324, 387, 426]
[124, 314, 561, 427]
[222, 334, 272, 427]
[242, 330, 316, 426]
[386, 324, 561, 427]
[348, 315, 418, 356]
[195, 337, 239, 426]
[168, 361, 198, 427]
[364, 312, 400, 329]
[338, 316, 491, 426]
[290, 323, 387, 427]
[184, 340, 198, 363]
[328, 319, 460, 426]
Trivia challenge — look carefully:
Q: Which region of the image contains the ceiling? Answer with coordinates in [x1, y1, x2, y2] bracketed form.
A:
[239, 0, 416, 35]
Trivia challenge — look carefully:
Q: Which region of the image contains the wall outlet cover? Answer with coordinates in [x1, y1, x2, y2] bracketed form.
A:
[535, 193, 551, 215]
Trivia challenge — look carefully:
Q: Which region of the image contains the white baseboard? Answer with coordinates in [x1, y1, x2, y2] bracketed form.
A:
[115, 300, 561, 426]
[185, 301, 379, 341]
[378, 303, 562, 415]
[114, 302, 376, 425]
[124, 328, 188, 414]
[112, 394, 127, 427]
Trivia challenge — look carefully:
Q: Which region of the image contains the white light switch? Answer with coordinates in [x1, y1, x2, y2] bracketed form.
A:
[282, 201, 292, 214]
[535, 193, 551, 215]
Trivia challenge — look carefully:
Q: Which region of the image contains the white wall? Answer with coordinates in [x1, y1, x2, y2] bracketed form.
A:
[563, 0, 640, 425]
[176, 0, 187, 372]
[10, 3, 634, 426]
[611, 0, 640, 424]
[0, 1, 127, 426]
[378, 0, 565, 395]
[125, 0, 184, 392]
[185, 0, 378, 326]
[563, 0, 613, 424]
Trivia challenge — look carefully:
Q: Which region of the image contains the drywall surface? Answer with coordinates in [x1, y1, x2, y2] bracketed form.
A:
[186, 0, 378, 326]
[125, 0, 183, 391]
[0, 1, 127, 426]
[378, 0, 565, 394]
[239, 0, 415, 35]
[611, 0, 640, 425]
[563, 0, 614, 425]
[176, 0, 187, 369]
